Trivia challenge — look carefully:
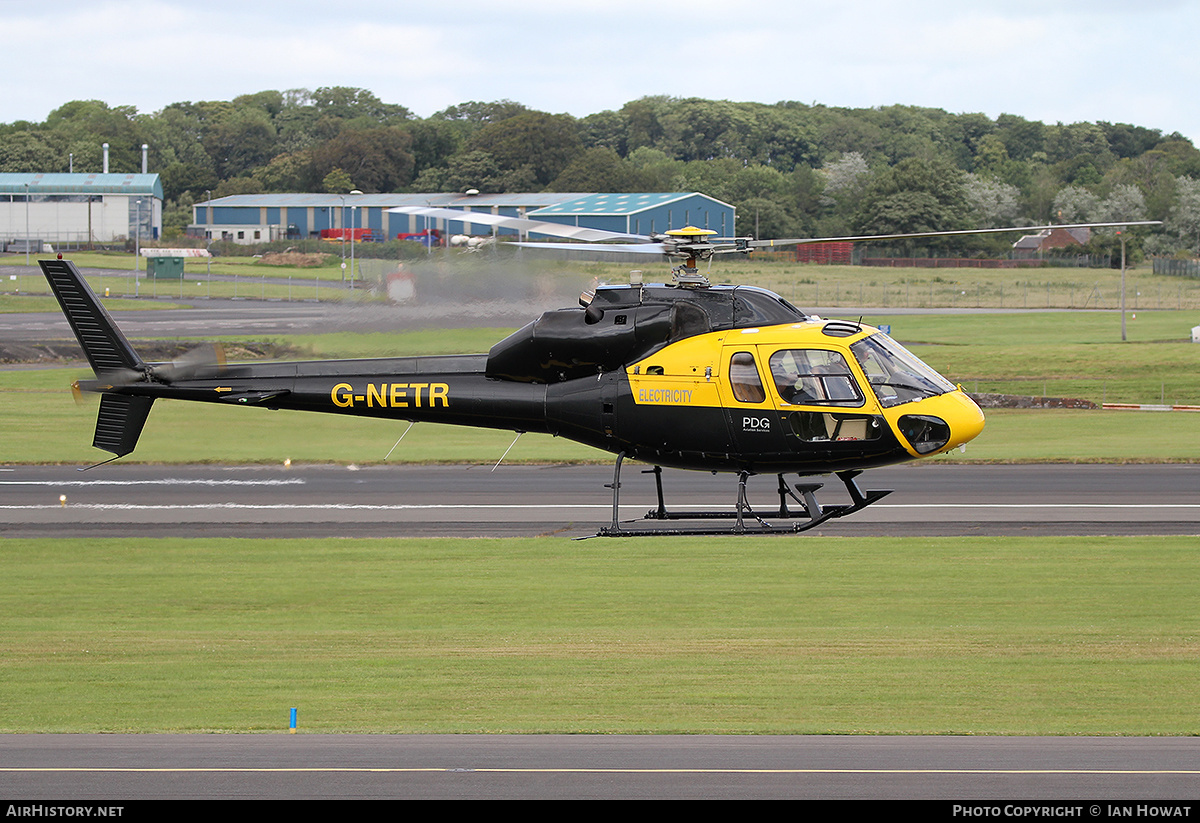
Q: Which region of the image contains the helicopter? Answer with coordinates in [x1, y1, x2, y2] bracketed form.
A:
[37, 214, 1159, 536]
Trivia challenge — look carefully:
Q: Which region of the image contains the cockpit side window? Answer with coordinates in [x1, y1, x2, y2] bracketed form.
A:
[769, 349, 863, 407]
[729, 351, 766, 403]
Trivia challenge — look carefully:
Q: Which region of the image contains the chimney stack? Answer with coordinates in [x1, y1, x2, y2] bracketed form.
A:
[102, 143, 109, 174]
[141, 144, 148, 174]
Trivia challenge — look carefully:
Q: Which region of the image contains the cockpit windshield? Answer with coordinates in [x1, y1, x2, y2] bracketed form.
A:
[849, 333, 956, 408]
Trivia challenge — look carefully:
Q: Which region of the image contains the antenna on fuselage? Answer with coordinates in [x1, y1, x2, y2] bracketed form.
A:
[383, 421, 416, 460]
[492, 431, 524, 472]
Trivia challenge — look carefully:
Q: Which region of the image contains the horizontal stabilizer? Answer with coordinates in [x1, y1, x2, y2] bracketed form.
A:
[39, 259, 144, 375]
[92, 394, 154, 457]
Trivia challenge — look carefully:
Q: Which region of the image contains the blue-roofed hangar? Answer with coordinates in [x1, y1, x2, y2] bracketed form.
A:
[189, 191, 734, 244]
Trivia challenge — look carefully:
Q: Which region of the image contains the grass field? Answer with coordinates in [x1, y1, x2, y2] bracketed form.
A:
[2, 250, 348, 279]
[0, 269, 367, 304]
[3, 535, 1196, 735]
[4, 257, 1199, 738]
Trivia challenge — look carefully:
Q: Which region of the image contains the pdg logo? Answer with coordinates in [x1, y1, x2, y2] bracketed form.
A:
[743, 416, 771, 431]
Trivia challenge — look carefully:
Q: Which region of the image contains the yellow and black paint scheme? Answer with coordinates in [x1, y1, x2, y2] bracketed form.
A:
[40, 258, 983, 520]
[620, 321, 984, 473]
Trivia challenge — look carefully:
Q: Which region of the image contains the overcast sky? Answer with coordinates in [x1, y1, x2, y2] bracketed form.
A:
[5, 0, 1197, 143]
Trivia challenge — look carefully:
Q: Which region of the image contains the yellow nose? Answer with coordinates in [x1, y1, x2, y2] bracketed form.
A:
[894, 390, 986, 456]
[944, 390, 986, 449]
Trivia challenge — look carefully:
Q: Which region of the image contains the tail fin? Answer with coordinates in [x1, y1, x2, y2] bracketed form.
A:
[39, 259, 152, 460]
[93, 394, 154, 458]
[39, 258, 145, 375]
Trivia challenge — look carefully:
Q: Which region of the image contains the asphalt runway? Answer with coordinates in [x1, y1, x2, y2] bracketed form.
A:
[4, 461, 1198, 800]
[2, 462, 1197, 539]
[3, 734, 1199, 801]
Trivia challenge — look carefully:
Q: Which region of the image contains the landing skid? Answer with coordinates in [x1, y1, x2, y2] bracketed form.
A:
[594, 454, 892, 537]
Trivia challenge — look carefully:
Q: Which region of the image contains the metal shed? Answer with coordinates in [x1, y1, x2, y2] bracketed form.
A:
[190, 191, 735, 245]
[530, 192, 735, 238]
[0, 173, 163, 248]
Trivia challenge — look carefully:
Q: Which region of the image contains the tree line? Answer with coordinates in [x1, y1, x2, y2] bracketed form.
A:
[3, 88, 1199, 255]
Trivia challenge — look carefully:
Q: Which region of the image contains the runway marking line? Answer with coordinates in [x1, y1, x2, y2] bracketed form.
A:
[4, 767, 1200, 775]
[4, 503, 1200, 511]
[0, 479, 305, 486]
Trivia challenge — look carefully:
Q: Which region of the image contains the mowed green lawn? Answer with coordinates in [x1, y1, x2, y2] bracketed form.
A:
[4, 299, 1199, 737]
[3, 535, 1197, 735]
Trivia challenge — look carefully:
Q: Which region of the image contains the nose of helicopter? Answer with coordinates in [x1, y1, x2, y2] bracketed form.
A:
[944, 389, 986, 449]
[894, 389, 986, 456]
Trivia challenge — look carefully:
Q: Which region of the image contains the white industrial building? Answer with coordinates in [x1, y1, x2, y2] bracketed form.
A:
[0, 173, 163, 250]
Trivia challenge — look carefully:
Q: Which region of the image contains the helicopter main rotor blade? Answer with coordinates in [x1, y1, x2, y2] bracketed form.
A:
[390, 205, 1161, 259]
[512, 241, 669, 255]
[388, 206, 653, 243]
[751, 220, 1163, 248]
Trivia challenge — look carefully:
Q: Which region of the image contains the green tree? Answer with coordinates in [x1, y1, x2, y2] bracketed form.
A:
[1100, 122, 1163, 159]
[963, 174, 1021, 228]
[994, 114, 1045, 161]
[1150, 139, 1200, 178]
[621, 96, 673, 154]
[1103, 152, 1177, 220]
[428, 100, 529, 145]
[322, 168, 354, 194]
[407, 119, 462, 183]
[202, 104, 277, 179]
[746, 106, 818, 171]
[820, 152, 871, 211]
[434, 100, 528, 127]
[233, 90, 285, 118]
[213, 176, 264, 197]
[253, 151, 317, 192]
[546, 147, 643, 192]
[437, 150, 506, 193]
[162, 191, 196, 238]
[1096, 183, 1147, 223]
[1051, 185, 1101, 223]
[466, 112, 581, 187]
[0, 131, 62, 172]
[578, 109, 629, 154]
[816, 111, 885, 164]
[436, 150, 540, 194]
[657, 98, 756, 161]
[159, 161, 219, 201]
[311, 87, 410, 125]
[44, 100, 147, 172]
[310, 127, 414, 192]
[1163, 176, 1200, 253]
[970, 133, 1032, 189]
[736, 196, 792, 239]
[142, 105, 219, 196]
[852, 156, 968, 237]
[626, 147, 686, 191]
[1046, 122, 1115, 184]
